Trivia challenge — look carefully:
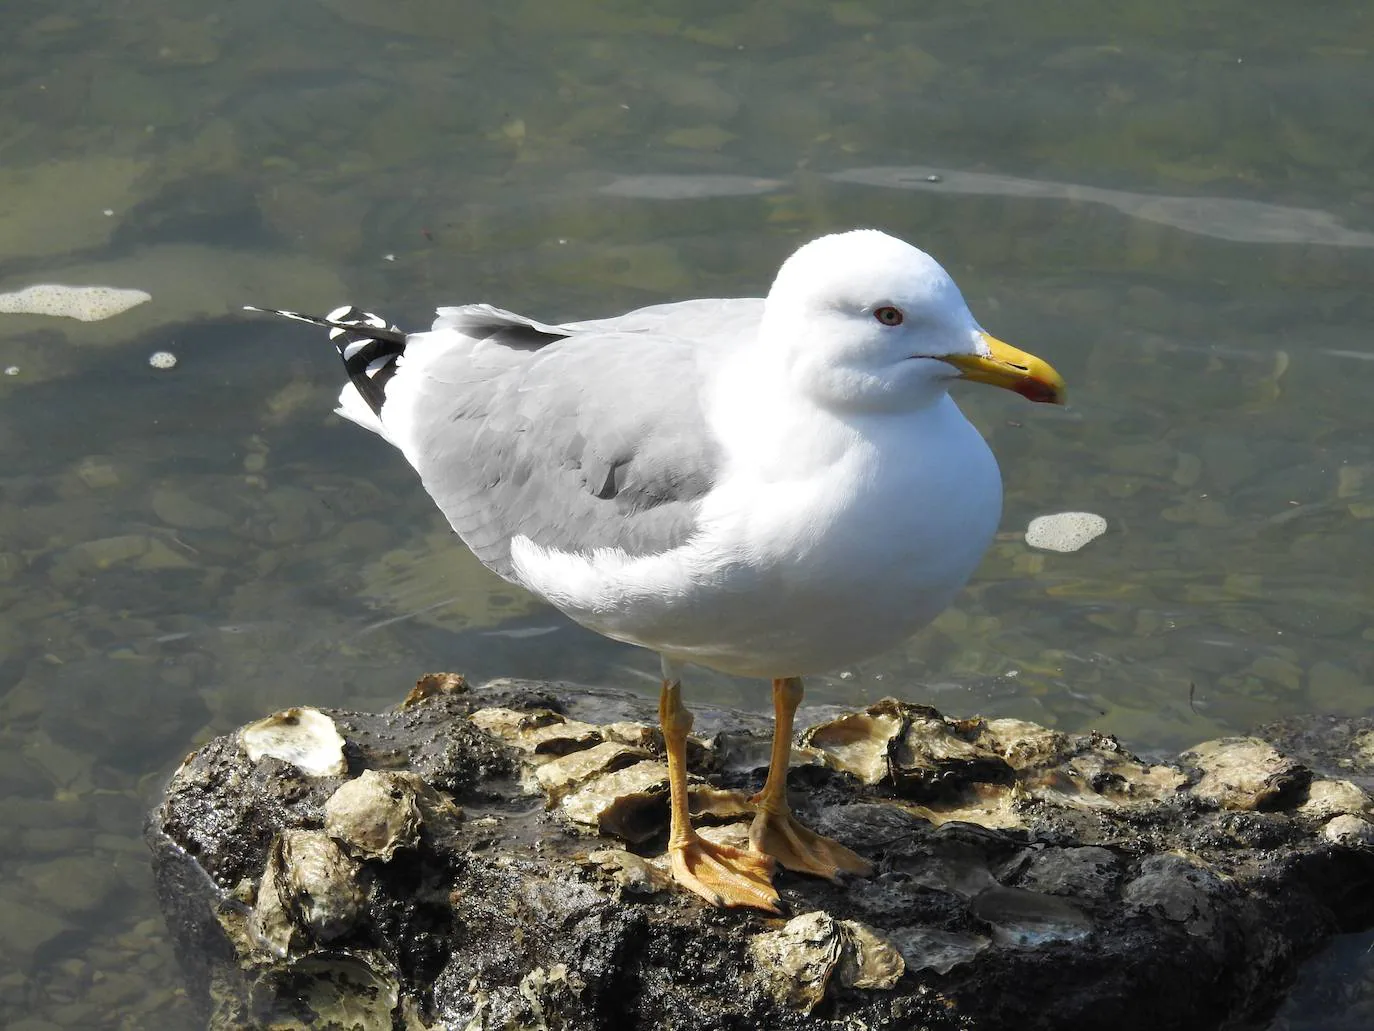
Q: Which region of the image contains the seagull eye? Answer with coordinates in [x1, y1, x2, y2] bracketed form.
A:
[873, 306, 904, 326]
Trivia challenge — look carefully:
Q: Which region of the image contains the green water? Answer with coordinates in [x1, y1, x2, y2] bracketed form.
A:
[0, 0, 1371, 1026]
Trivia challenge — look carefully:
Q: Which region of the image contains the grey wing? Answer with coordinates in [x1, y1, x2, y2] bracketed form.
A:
[391, 299, 761, 581]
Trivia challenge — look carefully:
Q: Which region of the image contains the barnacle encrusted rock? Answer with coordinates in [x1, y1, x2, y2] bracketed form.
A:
[799, 698, 1189, 830]
[149, 676, 1374, 1031]
[535, 740, 652, 803]
[469, 706, 601, 755]
[800, 706, 904, 784]
[749, 910, 846, 1012]
[558, 759, 673, 842]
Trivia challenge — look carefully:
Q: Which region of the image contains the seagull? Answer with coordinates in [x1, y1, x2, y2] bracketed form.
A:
[246, 229, 1065, 913]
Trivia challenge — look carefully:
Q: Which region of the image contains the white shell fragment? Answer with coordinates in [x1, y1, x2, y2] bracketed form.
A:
[240, 707, 347, 777]
[148, 350, 177, 369]
[1024, 511, 1108, 553]
[0, 283, 151, 322]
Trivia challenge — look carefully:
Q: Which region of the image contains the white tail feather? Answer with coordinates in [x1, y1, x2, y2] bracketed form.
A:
[334, 382, 394, 444]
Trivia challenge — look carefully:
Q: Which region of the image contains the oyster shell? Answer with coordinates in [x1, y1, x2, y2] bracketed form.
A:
[750, 911, 904, 1013]
[470, 706, 602, 756]
[324, 769, 423, 862]
[251, 829, 363, 954]
[249, 951, 398, 1031]
[239, 707, 347, 778]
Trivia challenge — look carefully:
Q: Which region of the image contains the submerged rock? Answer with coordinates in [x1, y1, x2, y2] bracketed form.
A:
[147, 675, 1374, 1030]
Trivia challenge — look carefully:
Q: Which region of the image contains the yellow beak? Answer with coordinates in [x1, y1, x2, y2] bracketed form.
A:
[940, 333, 1066, 405]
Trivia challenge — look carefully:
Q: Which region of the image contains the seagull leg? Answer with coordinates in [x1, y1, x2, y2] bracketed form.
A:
[659, 672, 780, 913]
[749, 676, 874, 880]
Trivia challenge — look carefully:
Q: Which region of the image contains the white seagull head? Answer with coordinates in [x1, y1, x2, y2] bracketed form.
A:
[762, 229, 1064, 413]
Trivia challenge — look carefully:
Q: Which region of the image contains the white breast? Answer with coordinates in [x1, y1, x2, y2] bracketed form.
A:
[510, 392, 1002, 678]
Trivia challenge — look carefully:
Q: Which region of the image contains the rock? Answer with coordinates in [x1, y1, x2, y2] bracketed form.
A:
[749, 911, 847, 1013]
[1356, 731, 1374, 768]
[49, 534, 195, 583]
[248, 952, 399, 1031]
[804, 700, 1016, 799]
[148, 677, 1374, 1031]
[469, 706, 602, 756]
[1015, 846, 1123, 900]
[71, 455, 124, 490]
[535, 740, 652, 802]
[1122, 854, 1225, 940]
[972, 885, 1094, 946]
[0, 892, 75, 971]
[1107, 440, 1176, 478]
[585, 849, 672, 895]
[0, 156, 148, 263]
[19, 830, 93, 856]
[150, 481, 242, 530]
[801, 705, 904, 784]
[886, 926, 989, 975]
[0, 971, 33, 1009]
[37, 657, 209, 765]
[0, 750, 49, 799]
[8, 1019, 65, 1031]
[1307, 660, 1366, 714]
[17, 856, 125, 916]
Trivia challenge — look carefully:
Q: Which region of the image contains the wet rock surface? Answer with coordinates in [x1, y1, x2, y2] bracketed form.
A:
[147, 675, 1374, 1030]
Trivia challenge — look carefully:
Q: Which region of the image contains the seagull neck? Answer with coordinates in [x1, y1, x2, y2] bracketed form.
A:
[709, 345, 887, 481]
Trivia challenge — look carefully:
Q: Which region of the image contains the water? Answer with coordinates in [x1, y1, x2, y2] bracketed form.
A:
[1, 1, 1371, 1026]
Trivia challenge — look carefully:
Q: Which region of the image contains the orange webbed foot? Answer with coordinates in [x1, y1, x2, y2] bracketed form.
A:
[670, 833, 781, 913]
[748, 804, 873, 881]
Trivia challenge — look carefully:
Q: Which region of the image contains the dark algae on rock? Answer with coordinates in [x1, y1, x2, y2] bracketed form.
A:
[147, 674, 1374, 1030]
